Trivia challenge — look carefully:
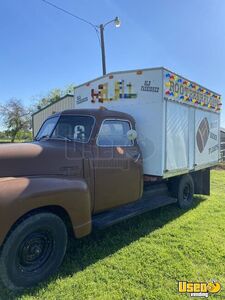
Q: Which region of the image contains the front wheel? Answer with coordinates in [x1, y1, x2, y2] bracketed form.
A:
[0, 212, 68, 291]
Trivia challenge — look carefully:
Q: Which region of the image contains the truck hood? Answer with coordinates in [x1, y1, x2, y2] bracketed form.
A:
[0, 141, 83, 177]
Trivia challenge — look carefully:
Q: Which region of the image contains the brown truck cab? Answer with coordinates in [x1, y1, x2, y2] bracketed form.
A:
[0, 108, 210, 291]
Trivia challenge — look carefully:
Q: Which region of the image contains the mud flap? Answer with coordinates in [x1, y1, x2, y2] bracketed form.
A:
[191, 168, 210, 195]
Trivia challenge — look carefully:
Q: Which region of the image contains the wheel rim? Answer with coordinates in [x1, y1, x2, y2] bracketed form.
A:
[183, 184, 191, 202]
[17, 231, 53, 273]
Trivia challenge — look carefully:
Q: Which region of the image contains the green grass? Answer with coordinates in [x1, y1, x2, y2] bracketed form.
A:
[0, 140, 27, 144]
[1, 170, 225, 300]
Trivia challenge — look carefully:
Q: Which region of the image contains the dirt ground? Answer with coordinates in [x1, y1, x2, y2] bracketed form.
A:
[214, 162, 225, 170]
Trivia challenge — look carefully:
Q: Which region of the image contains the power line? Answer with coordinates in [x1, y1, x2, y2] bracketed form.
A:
[40, 0, 101, 46]
[94, 28, 101, 46]
[40, 0, 97, 28]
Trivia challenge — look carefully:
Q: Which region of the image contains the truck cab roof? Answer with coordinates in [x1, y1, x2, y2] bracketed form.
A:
[51, 108, 135, 124]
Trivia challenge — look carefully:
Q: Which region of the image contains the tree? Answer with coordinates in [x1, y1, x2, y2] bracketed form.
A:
[16, 130, 32, 142]
[33, 84, 75, 111]
[0, 99, 31, 142]
[0, 131, 7, 140]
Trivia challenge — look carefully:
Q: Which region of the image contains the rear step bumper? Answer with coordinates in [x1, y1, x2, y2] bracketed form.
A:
[92, 183, 177, 229]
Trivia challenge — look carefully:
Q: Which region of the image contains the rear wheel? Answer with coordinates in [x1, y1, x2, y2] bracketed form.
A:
[0, 212, 68, 291]
[170, 174, 194, 209]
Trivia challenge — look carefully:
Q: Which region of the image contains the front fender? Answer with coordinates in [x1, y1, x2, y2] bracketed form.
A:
[0, 176, 91, 245]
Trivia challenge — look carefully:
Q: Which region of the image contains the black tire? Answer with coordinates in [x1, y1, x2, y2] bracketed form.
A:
[171, 174, 194, 209]
[0, 212, 68, 291]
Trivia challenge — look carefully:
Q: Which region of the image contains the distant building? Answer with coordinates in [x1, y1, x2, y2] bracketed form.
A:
[221, 127, 225, 161]
[32, 94, 74, 137]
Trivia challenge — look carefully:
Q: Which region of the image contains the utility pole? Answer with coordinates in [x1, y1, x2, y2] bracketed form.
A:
[98, 17, 121, 76]
[100, 24, 106, 75]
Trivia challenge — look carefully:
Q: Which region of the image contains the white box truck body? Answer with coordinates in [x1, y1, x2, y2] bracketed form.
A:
[74, 67, 221, 178]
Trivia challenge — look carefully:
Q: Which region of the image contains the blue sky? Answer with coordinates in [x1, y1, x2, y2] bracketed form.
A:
[0, 0, 224, 127]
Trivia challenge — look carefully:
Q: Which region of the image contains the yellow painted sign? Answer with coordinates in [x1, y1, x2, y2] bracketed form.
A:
[178, 280, 221, 298]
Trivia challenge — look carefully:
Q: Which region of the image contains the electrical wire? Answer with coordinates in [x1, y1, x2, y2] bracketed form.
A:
[94, 28, 101, 46]
[40, 0, 98, 29]
[40, 0, 101, 46]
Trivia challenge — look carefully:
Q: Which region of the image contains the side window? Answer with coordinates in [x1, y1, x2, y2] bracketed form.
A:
[97, 120, 133, 147]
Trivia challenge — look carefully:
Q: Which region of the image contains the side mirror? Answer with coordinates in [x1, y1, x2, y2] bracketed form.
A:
[127, 129, 137, 141]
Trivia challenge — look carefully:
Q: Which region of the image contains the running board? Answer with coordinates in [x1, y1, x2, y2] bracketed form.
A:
[92, 185, 177, 230]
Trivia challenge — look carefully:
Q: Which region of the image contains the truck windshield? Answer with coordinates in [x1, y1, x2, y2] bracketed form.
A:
[35, 116, 59, 141]
[51, 115, 95, 143]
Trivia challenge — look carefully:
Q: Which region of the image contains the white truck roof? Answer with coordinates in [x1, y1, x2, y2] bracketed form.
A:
[74, 67, 221, 178]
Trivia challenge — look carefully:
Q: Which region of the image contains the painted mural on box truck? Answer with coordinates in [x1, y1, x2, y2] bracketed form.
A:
[91, 80, 137, 103]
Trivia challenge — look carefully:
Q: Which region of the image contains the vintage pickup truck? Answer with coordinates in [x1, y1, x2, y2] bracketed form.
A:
[0, 108, 213, 290]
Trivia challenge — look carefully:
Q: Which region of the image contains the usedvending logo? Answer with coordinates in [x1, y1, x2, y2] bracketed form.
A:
[141, 80, 159, 93]
[178, 280, 221, 298]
